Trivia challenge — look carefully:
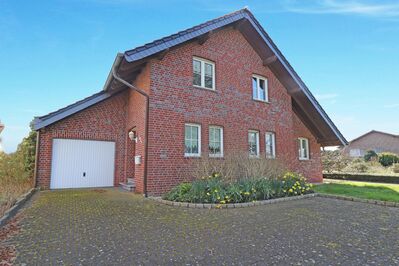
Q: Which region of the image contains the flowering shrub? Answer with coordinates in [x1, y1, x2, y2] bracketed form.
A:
[163, 172, 314, 204]
[280, 172, 313, 196]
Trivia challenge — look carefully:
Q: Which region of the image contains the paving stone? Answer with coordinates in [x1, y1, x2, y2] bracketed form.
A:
[4, 189, 399, 265]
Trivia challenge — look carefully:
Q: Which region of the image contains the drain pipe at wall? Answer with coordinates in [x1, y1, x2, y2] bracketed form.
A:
[112, 53, 149, 197]
[33, 131, 40, 188]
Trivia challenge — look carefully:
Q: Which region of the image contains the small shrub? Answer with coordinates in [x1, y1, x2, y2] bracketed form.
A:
[281, 172, 313, 196]
[364, 150, 378, 162]
[379, 152, 399, 167]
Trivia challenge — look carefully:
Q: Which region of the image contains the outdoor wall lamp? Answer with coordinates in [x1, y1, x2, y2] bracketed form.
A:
[128, 131, 137, 143]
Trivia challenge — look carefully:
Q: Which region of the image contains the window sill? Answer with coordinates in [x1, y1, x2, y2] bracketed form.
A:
[209, 154, 224, 158]
[193, 85, 217, 92]
[184, 154, 201, 158]
[253, 98, 270, 104]
[299, 158, 310, 161]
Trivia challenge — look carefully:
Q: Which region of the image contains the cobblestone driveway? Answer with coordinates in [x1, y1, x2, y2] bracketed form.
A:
[4, 189, 399, 265]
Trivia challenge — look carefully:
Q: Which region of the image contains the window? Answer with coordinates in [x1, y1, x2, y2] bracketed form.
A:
[209, 126, 223, 157]
[265, 132, 276, 159]
[252, 75, 268, 102]
[298, 138, 309, 160]
[248, 131, 260, 157]
[193, 57, 215, 90]
[185, 124, 201, 157]
[349, 149, 361, 157]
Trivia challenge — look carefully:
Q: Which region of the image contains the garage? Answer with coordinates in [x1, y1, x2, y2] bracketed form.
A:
[50, 139, 115, 189]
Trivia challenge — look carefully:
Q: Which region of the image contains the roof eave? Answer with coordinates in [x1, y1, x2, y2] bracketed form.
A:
[32, 91, 113, 131]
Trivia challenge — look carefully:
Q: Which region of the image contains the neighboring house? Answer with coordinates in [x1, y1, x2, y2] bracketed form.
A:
[32, 9, 347, 195]
[0, 121, 4, 152]
[342, 130, 399, 157]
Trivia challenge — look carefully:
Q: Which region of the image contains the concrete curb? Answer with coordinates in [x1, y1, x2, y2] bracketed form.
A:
[0, 188, 37, 227]
[149, 193, 318, 209]
[150, 192, 399, 209]
[317, 193, 399, 208]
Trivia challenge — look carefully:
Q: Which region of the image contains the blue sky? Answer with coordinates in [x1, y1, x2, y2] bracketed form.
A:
[1, 0, 398, 152]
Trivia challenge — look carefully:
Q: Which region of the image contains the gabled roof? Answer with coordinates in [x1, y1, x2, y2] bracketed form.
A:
[104, 8, 346, 146]
[33, 8, 347, 146]
[350, 130, 399, 143]
[32, 91, 112, 130]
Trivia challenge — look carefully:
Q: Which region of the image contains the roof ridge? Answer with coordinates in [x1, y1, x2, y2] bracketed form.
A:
[125, 8, 249, 57]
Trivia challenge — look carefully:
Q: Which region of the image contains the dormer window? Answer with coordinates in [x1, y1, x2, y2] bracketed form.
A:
[193, 57, 215, 90]
[252, 75, 268, 102]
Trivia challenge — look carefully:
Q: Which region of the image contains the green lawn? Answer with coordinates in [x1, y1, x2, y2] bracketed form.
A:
[314, 179, 399, 203]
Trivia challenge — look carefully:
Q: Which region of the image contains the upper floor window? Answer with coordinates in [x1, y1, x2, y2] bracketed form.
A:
[185, 123, 201, 157]
[298, 137, 309, 160]
[193, 57, 215, 90]
[265, 132, 276, 159]
[252, 75, 268, 102]
[209, 126, 223, 157]
[248, 130, 260, 157]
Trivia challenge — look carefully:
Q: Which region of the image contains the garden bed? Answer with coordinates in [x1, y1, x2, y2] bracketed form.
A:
[163, 172, 314, 206]
[153, 193, 316, 209]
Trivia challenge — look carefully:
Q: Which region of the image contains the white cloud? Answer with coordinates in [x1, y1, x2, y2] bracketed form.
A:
[284, 0, 399, 18]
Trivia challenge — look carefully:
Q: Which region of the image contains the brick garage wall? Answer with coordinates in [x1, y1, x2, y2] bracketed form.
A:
[36, 91, 128, 189]
[292, 112, 323, 182]
[145, 27, 323, 195]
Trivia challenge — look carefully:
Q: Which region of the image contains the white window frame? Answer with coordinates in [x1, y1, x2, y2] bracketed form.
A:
[265, 132, 276, 159]
[184, 123, 201, 157]
[298, 137, 309, 160]
[193, 57, 216, 90]
[209, 126, 223, 158]
[248, 130, 260, 158]
[252, 74, 269, 102]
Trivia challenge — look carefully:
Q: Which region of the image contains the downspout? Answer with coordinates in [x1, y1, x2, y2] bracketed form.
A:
[33, 130, 40, 188]
[111, 53, 149, 197]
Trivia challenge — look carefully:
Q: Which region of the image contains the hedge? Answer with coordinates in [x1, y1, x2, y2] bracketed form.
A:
[323, 173, 399, 184]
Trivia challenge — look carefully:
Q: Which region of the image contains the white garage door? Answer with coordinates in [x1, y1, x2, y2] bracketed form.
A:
[50, 139, 115, 189]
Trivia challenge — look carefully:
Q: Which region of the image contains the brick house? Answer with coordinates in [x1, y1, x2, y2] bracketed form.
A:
[32, 9, 347, 196]
[342, 130, 399, 157]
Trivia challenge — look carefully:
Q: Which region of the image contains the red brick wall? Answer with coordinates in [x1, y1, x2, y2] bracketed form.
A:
[36, 91, 128, 189]
[145, 27, 323, 195]
[125, 63, 151, 194]
[36, 26, 323, 193]
[292, 112, 323, 182]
